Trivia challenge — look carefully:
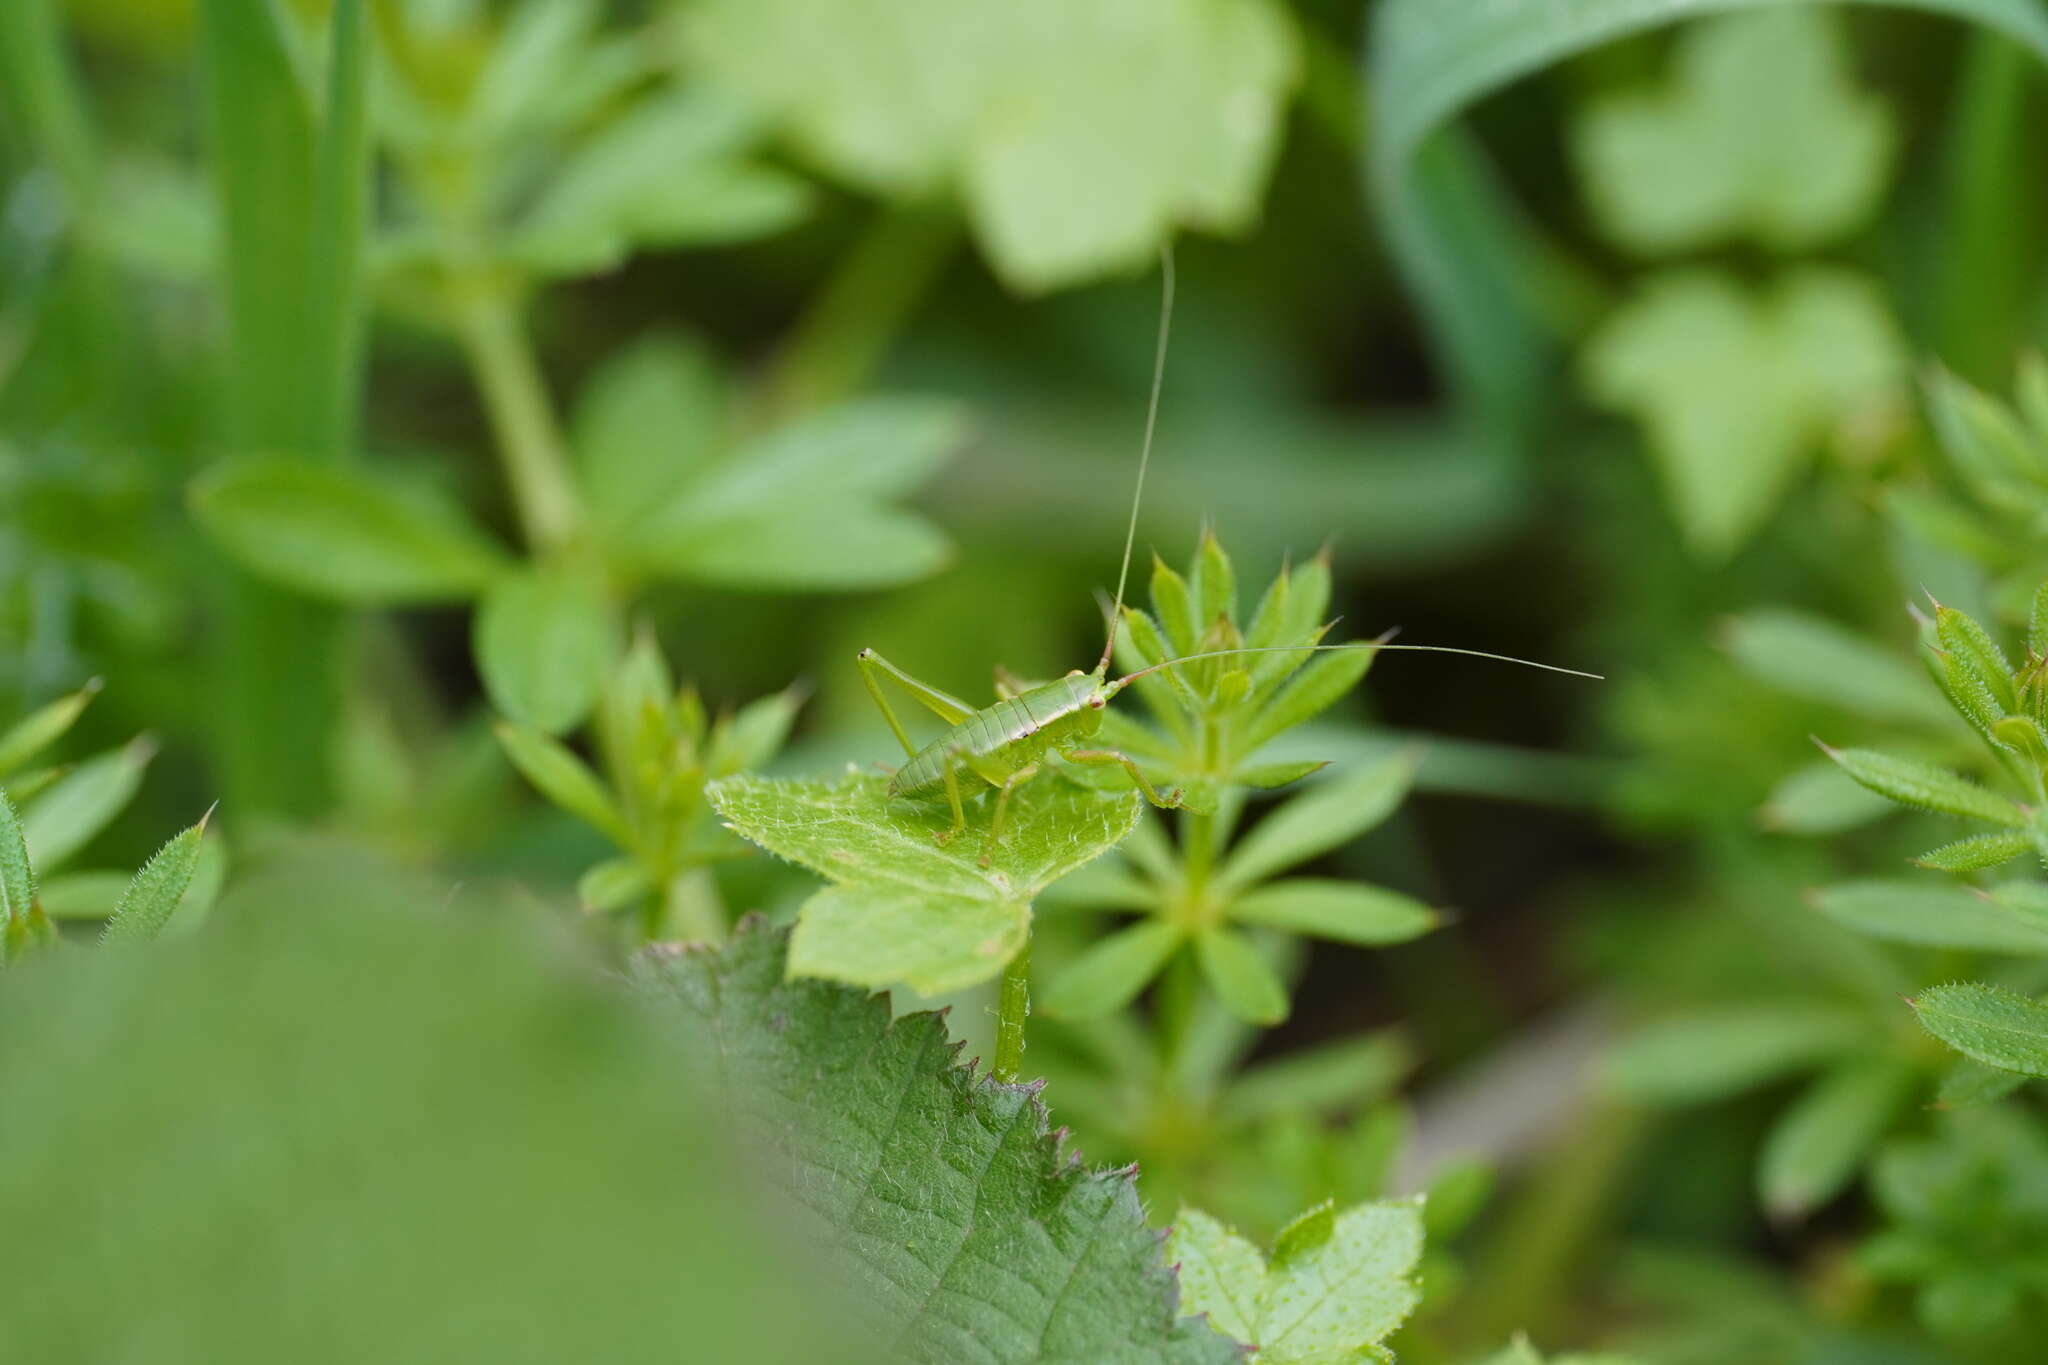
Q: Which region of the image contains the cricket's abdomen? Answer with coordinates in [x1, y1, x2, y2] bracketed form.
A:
[890, 673, 1101, 798]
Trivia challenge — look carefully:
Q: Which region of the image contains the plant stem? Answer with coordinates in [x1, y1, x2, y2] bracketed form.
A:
[992, 945, 1031, 1083]
[450, 281, 583, 551]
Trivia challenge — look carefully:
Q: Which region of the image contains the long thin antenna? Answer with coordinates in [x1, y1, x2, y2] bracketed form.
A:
[1106, 643, 1603, 692]
[1099, 244, 1175, 674]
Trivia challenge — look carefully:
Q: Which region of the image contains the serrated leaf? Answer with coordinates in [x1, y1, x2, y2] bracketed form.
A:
[1913, 982, 2048, 1076]
[1573, 9, 1892, 254]
[1042, 920, 1185, 1019]
[1914, 830, 2031, 872]
[191, 458, 509, 603]
[1603, 1005, 1865, 1104]
[1822, 746, 2025, 827]
[1229, 878, 1438, 947]
[20, 740, 152, 873]
[709, 772, 1140, 993]
[0, 679, 99, 779]
[1758, 1057, 1915, 1219]
[1219, 753, 1414, 893]
[1721, 610, 1949, 725]
[641, 921, 1240, 1361]
[101, 819, 209, 946]
[1812, 880, 2048, 956]
[475, 561, 619, 735]
[1172, 1198, 1423, 1363]
[1196, 927, 1288, 1025]
[1583, 267, 1904, 556]
[494, 720, 631, 846]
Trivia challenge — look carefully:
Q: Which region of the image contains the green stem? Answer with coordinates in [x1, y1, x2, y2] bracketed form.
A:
[450, 282, 583, 551]
[761, 199, 960, 418]
[992, 945, 1031, 1083]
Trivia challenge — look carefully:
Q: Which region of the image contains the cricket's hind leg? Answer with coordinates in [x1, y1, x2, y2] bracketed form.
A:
[1065, 749, 1184, 809]
[932, 745, 969, 847]
[979, 763, 1043, 867]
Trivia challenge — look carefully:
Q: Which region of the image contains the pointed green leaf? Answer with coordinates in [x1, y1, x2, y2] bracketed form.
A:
[1935, 603, 2018, 713]
[2030, 580, 2048, 657]
[192, 458, 509, 603]
[1244, 644, 1374, 751]
[1821, 746, 2025, 826]
[1812, 880, 2048, 955]
[1603, 1005, 1864, 1105]
[708, 688, 803, 776]
[1927, 366, 2048, 510]
[1229, 878, 1438, 947]
[100, 819, 209, 946]
[1193, 530, 1236, 633]
[475, 561, 619, 735]
[1196, 927, 1288, 1025]
[0, 790, 33, 929]
[1220, 753, 1414, 892]
[1150, 555, 1199, 657]
[1721, 610, 1949, 725]
[1759, 762, 1893, 834]
[21, 740, 152, 873]
[494, 721, 631, 846]
[1042, 921, 1185, 1019]
[1234, 759, 1328, 791]
[1759, 1058, 1915, 1219]
[1221, 1031, 1412, 1124]
[0, 679, 99, 779]
[1913, 982, 2048, 1076]
[1915, 830, 2031, 872]
[577, 857, 651, 914]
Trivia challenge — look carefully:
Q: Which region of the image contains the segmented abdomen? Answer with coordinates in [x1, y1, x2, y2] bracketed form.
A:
[889, 677, 1093, 798]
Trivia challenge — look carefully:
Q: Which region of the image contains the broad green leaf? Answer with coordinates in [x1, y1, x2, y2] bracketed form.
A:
[1759, 762, 1894, 834]
[708, 772, 1141, 993]
[1573, 9, 1892, 254]
[1812, 880, 2048, 956]
[1229, 878, 1439, 947]
[20, 740, 151, 873]
[1603, 1005, 1865, 1104]
[1721, 610, 1949, 725]
[475, 561, 619, 734]
[1583, 267, 1904, 556]
[571, 332, 725, 537]
[1821, 746, 2025, 826]
[682, 0, 1298, 291]
[0, 856, 852, 1362]
[1196, 927, 1288, 1025]
[641, 920, 1241, 1361]
[1219, 753, 1415, 893]
[1172, 1199, 1424, 1363]
[0, 678, 99, 778]
[1758, 1057, 1915, 1218]
[636, 502, 952, 591]
[1914, 830, 2031, 872]
[101, 818, 209, 946]
[493, 721, 631, 845]
[1042, 921, 1186, 1019]
[192, 458, 508, 603]
[1913, 983, 2048, 1076]
[0, 791, 33, 930]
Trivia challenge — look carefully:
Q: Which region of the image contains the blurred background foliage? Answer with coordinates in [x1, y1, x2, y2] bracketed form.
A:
[11, 0, 2048, 1359]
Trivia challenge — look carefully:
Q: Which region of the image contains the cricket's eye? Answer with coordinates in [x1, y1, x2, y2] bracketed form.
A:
[1066, 669, 1084, 678]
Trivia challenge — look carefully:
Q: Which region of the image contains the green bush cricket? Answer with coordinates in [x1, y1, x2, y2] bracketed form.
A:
[858, 251, 1597, 866]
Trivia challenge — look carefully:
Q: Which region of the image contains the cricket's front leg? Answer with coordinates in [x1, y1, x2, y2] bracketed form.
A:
[1065, 748, 1184, 810]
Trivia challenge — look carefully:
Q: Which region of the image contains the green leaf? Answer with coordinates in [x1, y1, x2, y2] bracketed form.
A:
[1243, 645, 1375, 752]
[493, 721, 631, 846]
[1913, 982, 2048, 1076]
[1221, 1032, 1413, 1124]
[576, 857, 651, 914]
[1583, 267, 1904, 556]
[1721, 610, 1949, 725]
[1758, 1058, 1915, 1219]
[192, 458, 509, 604]
[1151, 555, 1200, 656]
[571, 332, 725, 537]
[1812, 880, 2048, 956]
[1572, 9, 1892, 254]
[641, 921, 1241, 1361]
[1196, 927, 1288, 1025]
[709, 689, 804, 776]
[1926, 366, 2048, 512]
[1234, 759, 1329, 791]
[1229, 878, 1438, 947]
[475, 561, 619, 734]
[0, 790, 33, 930]
[1042, 921, 1186, 1019]
[1935, 1057, 2026, 1109]
[101, 817, 210, 946]
[1934, 603, 2018, 713]
[1171, 1199, 1424, 1363]
[1219, 753, 1415, 893]
[1821, 746, 2026, 827]
[708, 772, 1141, 994]
[0, 678, 99, 779]
[1914, 830, 2031, 872]
[1759, 762, 1894, 834]
[1603, 1005, 1865, 1104]
[682, 0, 1298, 291]
[20, 739, 152, 873]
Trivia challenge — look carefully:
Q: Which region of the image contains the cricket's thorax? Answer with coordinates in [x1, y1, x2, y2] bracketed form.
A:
[889, 671, 1106, 798]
